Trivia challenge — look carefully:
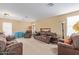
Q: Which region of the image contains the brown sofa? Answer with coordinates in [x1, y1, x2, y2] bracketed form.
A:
[33, 31, 57, 44]
[58, 33, 79, 55]
[0, 33, 23, 55]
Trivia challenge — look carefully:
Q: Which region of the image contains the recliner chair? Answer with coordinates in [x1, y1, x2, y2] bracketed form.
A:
[24, 30, 32, 38]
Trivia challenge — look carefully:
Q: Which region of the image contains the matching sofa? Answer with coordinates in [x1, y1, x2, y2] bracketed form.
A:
[34, 31, 57, 44]
[58, 33, 79, 55]
[0, 33, 23, 55]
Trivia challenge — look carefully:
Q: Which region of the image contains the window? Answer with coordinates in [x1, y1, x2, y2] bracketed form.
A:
[67, 15, 79, 36]
[3, 22, 12, 36]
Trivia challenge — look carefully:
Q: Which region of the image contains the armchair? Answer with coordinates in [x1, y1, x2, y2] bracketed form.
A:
[24, 30, 32, 38]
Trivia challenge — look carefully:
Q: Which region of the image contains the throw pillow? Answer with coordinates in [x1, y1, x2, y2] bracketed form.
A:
[64, 38, 72, 44]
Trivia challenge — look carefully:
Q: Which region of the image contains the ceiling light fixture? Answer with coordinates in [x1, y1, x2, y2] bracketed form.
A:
[47, 3, 54, 7]
[3, 13, 9, 16]
[25, 16, 29, 18]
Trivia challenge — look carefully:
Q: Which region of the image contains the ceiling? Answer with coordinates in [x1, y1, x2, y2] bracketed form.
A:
[0, 3, 79, 21]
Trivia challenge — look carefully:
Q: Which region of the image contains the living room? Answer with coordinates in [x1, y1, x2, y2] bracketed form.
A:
[0, 3, 79, 55]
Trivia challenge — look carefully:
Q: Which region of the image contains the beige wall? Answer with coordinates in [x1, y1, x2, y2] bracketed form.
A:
[35, 10, 79, 38]
[1, 10, 79, 38]
[35, 17, 58, 33]
[0, 18, 32, 33]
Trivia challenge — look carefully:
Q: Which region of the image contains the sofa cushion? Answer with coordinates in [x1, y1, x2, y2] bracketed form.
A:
[6, 35, 15, 41]
[40, 31, 51, 35]
[51, 33, 57, 38]
[35, 32, 40, 36]
[6, 40, 17, 45]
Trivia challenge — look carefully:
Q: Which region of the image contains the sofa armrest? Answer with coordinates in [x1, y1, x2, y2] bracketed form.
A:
[58, 42, 73, 49]
[6, 42, 23, 55]
[58, 42, 79, 55]
[6, 40, 17, 45]
[58, 38, 64, 42]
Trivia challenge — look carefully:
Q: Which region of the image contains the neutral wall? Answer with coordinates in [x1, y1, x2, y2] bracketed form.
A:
[35, 17, 58, 33]
[0, 18, 32, 33]
[35, 10, 79, 38]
